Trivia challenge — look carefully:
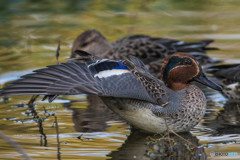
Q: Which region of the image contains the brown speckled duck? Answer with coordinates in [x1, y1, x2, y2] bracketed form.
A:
[207, 64, 240, 101]
[0, 52, 222, 133]
[71, 29, 220, 79]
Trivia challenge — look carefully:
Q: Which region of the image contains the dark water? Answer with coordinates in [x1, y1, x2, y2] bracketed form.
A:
[0, 0, 240, 159]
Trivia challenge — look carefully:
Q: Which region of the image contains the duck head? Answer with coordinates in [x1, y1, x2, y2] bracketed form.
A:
[71, 29, 112, 58]
[161, 52, 222, 91]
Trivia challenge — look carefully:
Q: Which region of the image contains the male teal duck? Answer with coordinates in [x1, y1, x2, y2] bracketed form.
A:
[0, 52, 222, 133]
[207, 64, 240, 101]
[71, 30, 220, 79]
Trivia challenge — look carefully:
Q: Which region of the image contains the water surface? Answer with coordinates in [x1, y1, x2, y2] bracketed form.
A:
[0, 0, 240, 159]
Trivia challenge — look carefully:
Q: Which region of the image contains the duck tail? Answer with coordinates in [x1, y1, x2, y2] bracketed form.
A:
[173, 39, 218, 53]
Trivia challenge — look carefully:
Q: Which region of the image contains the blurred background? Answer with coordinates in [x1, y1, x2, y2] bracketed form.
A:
[0, 0, 240, 159]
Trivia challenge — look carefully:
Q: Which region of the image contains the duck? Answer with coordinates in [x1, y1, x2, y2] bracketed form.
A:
[0, 51, 222, 133]
[207, 63, 240, 101]
[71, 29, 220, 79]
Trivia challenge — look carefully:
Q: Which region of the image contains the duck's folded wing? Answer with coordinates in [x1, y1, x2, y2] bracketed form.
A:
[0, 61, 168, 105]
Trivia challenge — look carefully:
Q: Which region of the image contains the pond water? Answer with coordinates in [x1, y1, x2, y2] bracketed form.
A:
[0, 0, 240, 159]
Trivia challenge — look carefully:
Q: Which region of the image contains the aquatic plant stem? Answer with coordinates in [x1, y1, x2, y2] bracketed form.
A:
[170, 130, 197, 148]
[164, 114, 173, 148]
[164, 113, 197, 148]
[27, 95, 48, 146]
[56, 40, 60, 65]
[54, 116, 61, 160]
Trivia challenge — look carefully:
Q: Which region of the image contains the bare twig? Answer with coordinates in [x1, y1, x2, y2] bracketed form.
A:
[27, 95, 39, 106]
[54, 116, 61, 160]
[164, 113, 173, 147]
[39, 120, 47, 147]
[163, 113, 197, 148]
[27, 96, 48, 146]
[56, 40, 60, 65]
[0, 131, 32, 160]
[170, 130, 197, 148]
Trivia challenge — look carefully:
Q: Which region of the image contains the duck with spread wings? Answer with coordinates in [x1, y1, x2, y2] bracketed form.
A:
[0, 51, 222, 133]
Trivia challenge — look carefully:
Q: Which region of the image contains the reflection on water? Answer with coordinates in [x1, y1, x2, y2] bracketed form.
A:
[71, 95, 123, 132]
[109, 131, 206, 160]
[203, 102, 240, 135]
[0, 0, 240, 159]
[0, 96, 130, 160]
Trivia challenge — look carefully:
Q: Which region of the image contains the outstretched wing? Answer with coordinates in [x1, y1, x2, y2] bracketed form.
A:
[0, 62, 100, 96]
[0, 57, 169, 105]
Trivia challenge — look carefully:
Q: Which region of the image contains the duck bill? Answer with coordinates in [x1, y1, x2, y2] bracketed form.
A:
[193, 71, 222, 91]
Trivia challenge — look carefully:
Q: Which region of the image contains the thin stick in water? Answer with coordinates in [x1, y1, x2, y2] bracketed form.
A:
[56, 40, 60, 65]
[0, 131, 32, 160]
[54, 116, 61, 160]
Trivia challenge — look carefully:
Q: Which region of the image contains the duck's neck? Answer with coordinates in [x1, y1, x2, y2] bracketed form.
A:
[168, 82, 191, 91]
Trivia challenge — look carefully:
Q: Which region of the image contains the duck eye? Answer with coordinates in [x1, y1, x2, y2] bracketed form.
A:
[181, 58, 192, 65]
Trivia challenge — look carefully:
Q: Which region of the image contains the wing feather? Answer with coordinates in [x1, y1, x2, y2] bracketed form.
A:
[0, 59, 169, 104]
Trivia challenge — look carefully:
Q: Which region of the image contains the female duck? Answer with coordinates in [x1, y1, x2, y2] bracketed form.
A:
[71, 30, 219, 79]
[0, 52, 222, 133]
[207, 64, 240, 101]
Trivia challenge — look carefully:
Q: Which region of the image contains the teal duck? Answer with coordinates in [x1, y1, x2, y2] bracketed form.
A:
[207, 64, 240, 101]
[71, 30, 220, 79]
[0, 52, 222, 133]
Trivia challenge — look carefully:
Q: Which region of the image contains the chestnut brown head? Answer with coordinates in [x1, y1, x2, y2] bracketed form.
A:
[161, 53, 222, 91]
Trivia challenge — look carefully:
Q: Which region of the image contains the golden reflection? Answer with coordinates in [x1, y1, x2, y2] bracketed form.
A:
[0, 0, 240, 159]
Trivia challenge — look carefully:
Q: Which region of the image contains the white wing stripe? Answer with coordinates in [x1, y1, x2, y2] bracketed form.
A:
[94, 69, 130, 78]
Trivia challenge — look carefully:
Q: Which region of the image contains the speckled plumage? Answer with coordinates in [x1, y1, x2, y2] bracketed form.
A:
[207, 64, 240, 101]
[102, 85, 206, 133]
[71, 30, 220, 79]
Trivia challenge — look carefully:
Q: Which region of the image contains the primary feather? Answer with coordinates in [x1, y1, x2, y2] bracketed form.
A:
[0, 55, 169, 105]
